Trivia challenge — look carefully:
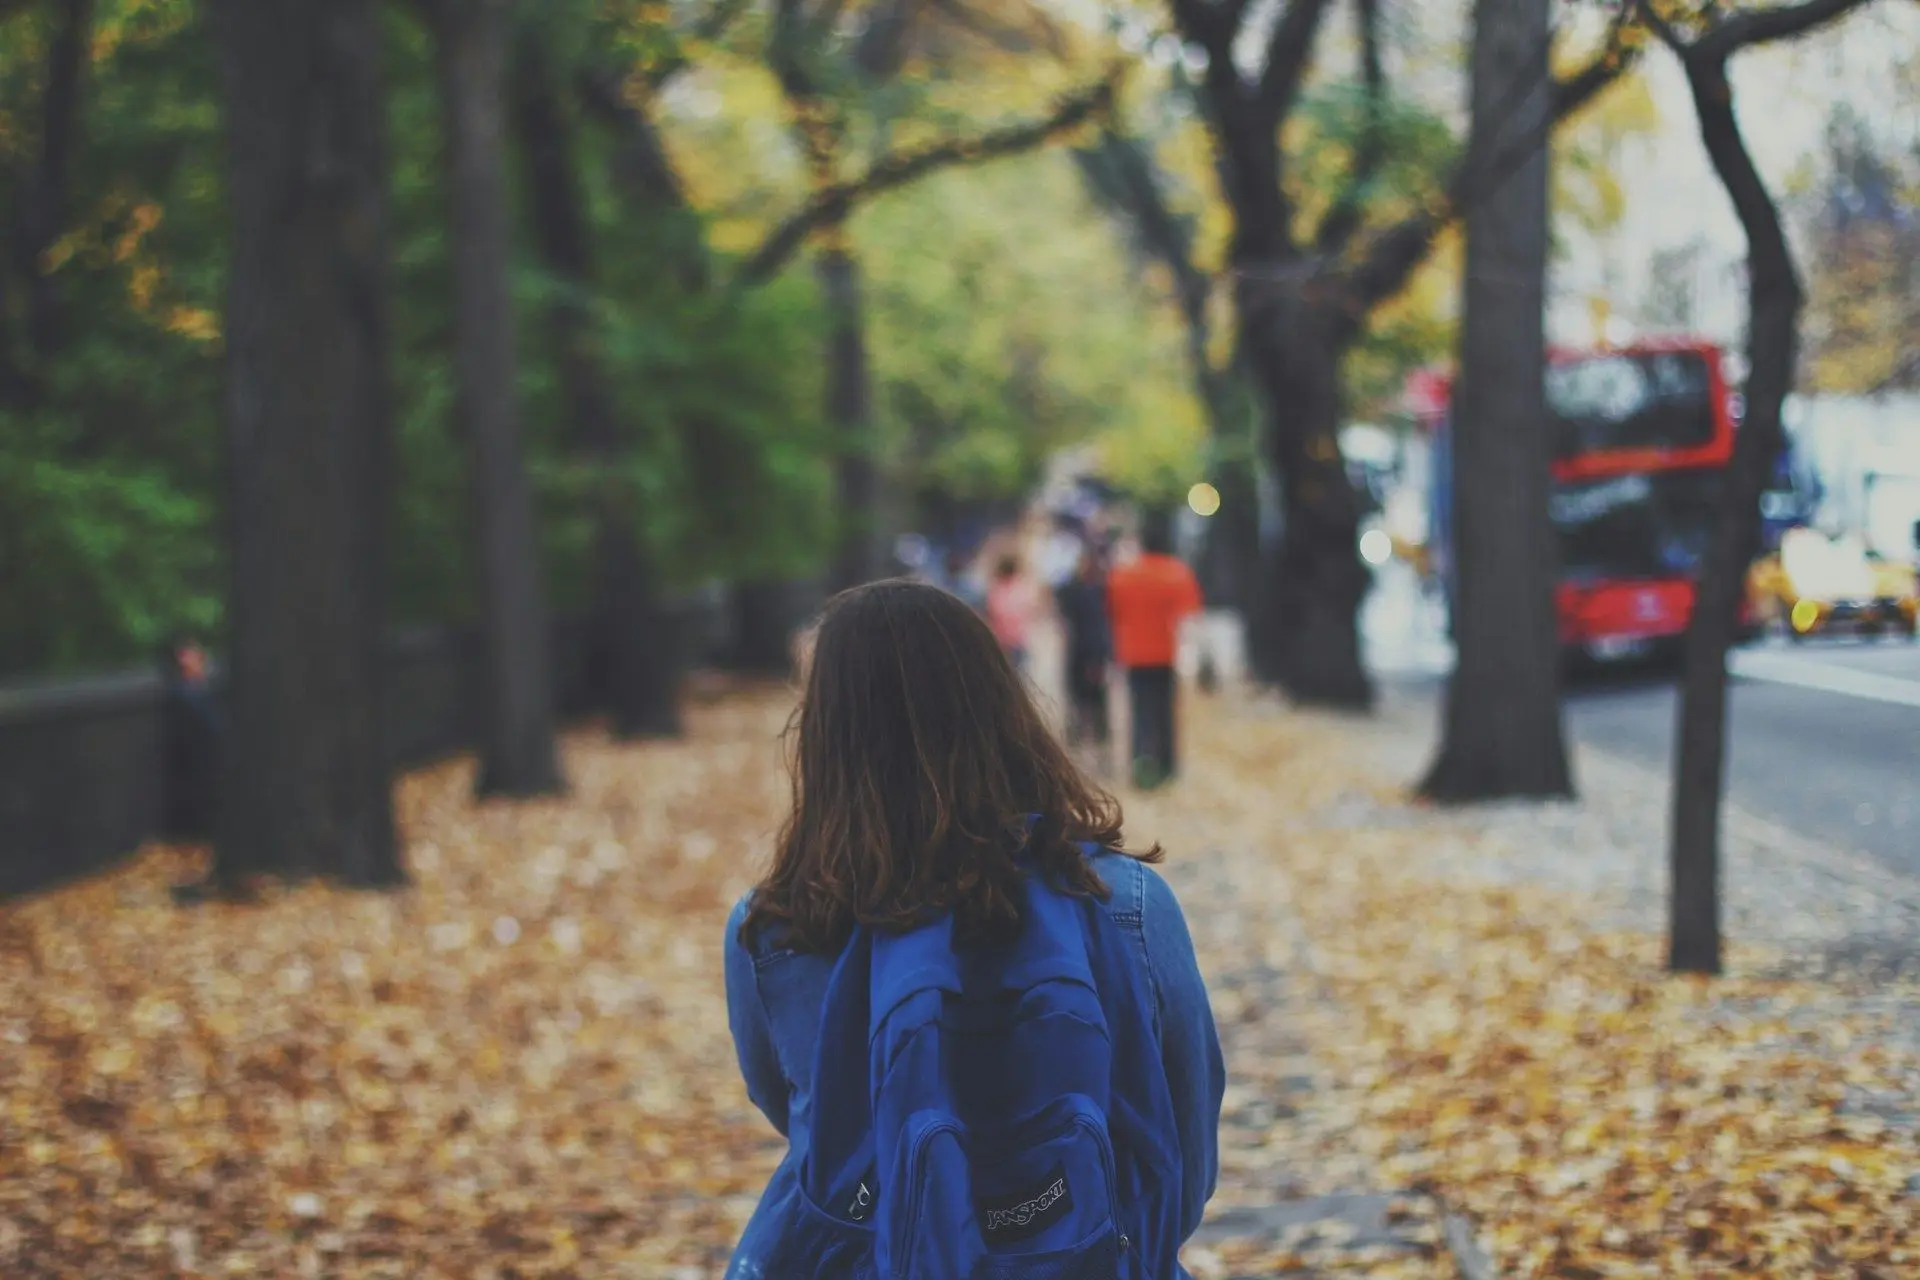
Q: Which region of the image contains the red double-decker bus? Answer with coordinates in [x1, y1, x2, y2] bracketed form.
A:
[1417, 338, 1750, 664]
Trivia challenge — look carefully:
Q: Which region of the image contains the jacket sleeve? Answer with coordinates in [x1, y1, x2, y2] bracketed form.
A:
[1139, 866, 1225, 1240]
[724, 894, 792, 1137]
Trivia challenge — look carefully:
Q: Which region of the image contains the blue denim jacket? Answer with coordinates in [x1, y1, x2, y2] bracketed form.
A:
[723, 851, 1225, 1279]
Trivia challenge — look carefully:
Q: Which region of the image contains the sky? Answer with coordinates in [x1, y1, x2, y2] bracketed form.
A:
[1549, 3, 1920, 346]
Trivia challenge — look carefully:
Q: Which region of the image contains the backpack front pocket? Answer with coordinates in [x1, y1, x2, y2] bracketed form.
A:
[760, 1179, 878, 1280]
[964, 1095, 1124, 1275]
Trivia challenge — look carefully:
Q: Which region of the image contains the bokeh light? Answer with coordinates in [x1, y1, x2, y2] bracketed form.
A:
[1359, 529, 1393, 566]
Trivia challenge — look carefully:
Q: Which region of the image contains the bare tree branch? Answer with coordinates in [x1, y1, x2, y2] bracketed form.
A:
[1313, 0, 1385, 256]
[768, 0, 846, 171]
[1075, 125, 1253, 461]
[1168, 0, 1256, 60]
[1699, 0, 1877, 58]
[1258, 0, 1339, 114]
[1635, 0, 1869, 276]
[1635, 0, 1689, 53]
[1638, 4, 1799, 288]
[1076, 128, 1211, 331]
[1333, 13, 1640, 325]
[1169, 0, 1259, 122]
[733, 71, 1119, 288]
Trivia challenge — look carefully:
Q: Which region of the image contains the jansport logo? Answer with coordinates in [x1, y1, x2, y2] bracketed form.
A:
[979, 1164, 1074, 1242]
[985, 1179, 1065, 1233]
[1635, 591, 1664, 622]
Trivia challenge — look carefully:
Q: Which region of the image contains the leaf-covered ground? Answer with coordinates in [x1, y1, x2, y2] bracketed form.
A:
[1128, 697, 1920, 1278]
[2, 688, 1916, 1277]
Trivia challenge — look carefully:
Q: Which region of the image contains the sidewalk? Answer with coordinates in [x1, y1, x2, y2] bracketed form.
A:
[1, 671, 1915, 1275]
[1144, 680, 1920, 1277]
[1021, 594, 1920, 1274]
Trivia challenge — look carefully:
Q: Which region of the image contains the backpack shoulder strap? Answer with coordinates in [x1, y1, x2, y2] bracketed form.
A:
[869, 911, 963, 1037]
[801, 927, 880, 1211]
[994, 873, 1100, 997]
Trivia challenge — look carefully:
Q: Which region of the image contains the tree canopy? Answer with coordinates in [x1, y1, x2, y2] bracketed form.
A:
[0, 0, 1209, 678]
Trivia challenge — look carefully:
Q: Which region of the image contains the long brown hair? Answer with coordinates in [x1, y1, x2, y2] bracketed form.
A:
[743, 578, 1158, 954]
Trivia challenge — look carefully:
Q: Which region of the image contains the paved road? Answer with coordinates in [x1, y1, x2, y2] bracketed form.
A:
[1564, 641, 1920, 878]
[1362, 563, 1920, 879]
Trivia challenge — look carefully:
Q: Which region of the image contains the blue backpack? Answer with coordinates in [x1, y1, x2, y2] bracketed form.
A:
[760, 860, 1183, 1279]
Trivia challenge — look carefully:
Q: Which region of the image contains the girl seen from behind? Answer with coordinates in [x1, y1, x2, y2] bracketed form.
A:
[724, 579, 1224, 1279]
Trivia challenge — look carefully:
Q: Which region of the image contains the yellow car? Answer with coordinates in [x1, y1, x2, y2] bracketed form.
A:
[1748, 528, 1919, 639]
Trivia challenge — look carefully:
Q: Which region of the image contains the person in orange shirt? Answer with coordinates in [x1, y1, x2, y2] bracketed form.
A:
[1107, 512, 1202, 788]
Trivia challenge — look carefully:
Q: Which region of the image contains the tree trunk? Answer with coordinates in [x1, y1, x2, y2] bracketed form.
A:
[209, 0, 401, 889]
[1240, 291, 1373, 709]
[576, 63, 710, 288]
[512, 34, 679, 739]
[1209, 76, 1372, 707]
[2, 0, 91, 398]
[591, 522, 680, 735]
[1667, 49, 1802, 976]
[432, 0, 563, 796]
[820, 240, 880, 594]
[731, 581, 802, 674]
[1418, 0, 1572, 801]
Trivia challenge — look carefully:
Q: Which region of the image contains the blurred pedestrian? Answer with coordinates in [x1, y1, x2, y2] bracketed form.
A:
[944, 547, 988, 614]
[1040, 517, 1083, 590]
[159, 636, 221, 843]
[1055, 545, 1113, 772]
[1107, 512, 1201, 789]
[985, 553, 1040, 672]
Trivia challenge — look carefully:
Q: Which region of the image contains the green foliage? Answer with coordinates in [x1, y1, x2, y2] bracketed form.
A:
[591, 277, 834, 587]
[0, 1, 837, 675]
[1285, 83, 1461, 246]
[1801, 103, 1920, 394]
[0, 0, 224, 677]
[0, 411, 218, 675]
[0, 0, 1244, 681]
[859, 152, 1200, 515]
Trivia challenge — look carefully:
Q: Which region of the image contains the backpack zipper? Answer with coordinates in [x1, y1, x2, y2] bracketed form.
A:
[1073, 1114, 1129, 1260]
[900, 1119, 964, 1259]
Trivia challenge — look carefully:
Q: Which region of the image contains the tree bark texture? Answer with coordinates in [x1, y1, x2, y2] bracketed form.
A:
[1419, 0, 1572, 801]
[1, 0, 92, 401]
[1164, 0, 1636, 710]
[731, 580, 805, 674]
[512, 35, 679, 738]
[1666, 50, 1802, 976]
[433, 0, 563, 795]
[211, 0, 401, 887]
[819, 240, 880, 594]
[1182, 2, 1373, 708]
[1226, 129, 1369, 706]
[1240, 289, 1373, 708]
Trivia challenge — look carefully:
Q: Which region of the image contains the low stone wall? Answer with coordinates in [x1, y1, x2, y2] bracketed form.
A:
[0, 589, 755, 899]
